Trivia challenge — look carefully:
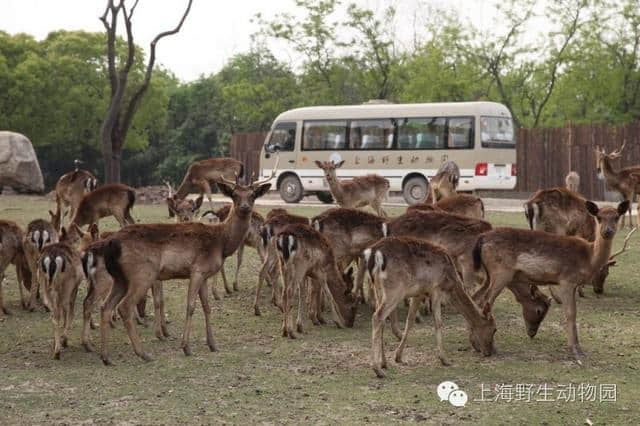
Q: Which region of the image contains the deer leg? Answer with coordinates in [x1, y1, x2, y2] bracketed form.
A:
[27, 263, 40, 311]
[152, 281, 168, 341]
[395, 296, 420, 364]
[182, 269, 210, 356]
[0, 274, 9, 316]
[353, 257, 366, 301]
[61, 286, 78, 349]
[119, 292, 153, 363]
[100, 279, 127, 366]
[210, 274, 221, 301]
[135, 294, 148, 326]
[82, 279, 98, 352]
[113, 212, 128, 228]
[52, 305, 63, 360]
[371, 296, 400, 378]
[431, 290, 451, 366]
[308, 278, 322, 325]
[197, 277, 217, 352]
[254, 259, 267, 316]
[389, 309, 402, 341]
[124, 205, 135, 225]
[558, 282, 583, 359]
[296, 277, 308, 334]
[548, 286, 563, 304]
[198, 180, 215, 210]
[233, 245, 244, 291]
[16, 267, 28, 310]
[220, 261, 232, 295]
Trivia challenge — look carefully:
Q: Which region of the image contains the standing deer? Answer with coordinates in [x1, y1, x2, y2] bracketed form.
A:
[22, 219, 59, 310]
[83, 167, 273, 364]
[165, 181, 203, 222]
[408, 194, 484, 219]
[49, 163, 97, 231]
[275, 223, 358, 339]
[595, 141, 640, 228]
[474, 200, 630, 360]
[315, 160, 389, 217]
[565, 171, 580, 193]
[170, 157, 244, 208]
[364, 236, 496, 378]
[0, 220, 31, 314]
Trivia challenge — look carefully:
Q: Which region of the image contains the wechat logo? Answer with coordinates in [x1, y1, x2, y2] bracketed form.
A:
[437, 381, 468, 407]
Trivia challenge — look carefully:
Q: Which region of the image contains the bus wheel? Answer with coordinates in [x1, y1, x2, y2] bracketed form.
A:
[279, 175, 304, 203]
[316, 191, 334, 204]
[402, 176, 428, 205]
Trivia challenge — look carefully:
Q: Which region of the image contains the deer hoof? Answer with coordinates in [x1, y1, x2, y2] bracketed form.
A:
[2, 307, 12, 315]
[394, 352, 405, 364]
[61, 337, 68, 348]
[182, 346, 192, 356]
[155, 332, 166, 341]
[372, 366, 386, 378]
[53, 351, 61, 360]
[208, 343, 217, 352]
[288, 330, 297, 340]
[296, 323, 304, 333]
[102, 356, 113, 366]
[439, 356, 452, 367]
[82, 342, 94, 353]
[318, 315, 326, 325]
[233, 282, 239, 292]
[162, 327, 170, 338]
[254, 306, 261, 316]
[89, 320, 97, 330]
[140, 352, 153, 362]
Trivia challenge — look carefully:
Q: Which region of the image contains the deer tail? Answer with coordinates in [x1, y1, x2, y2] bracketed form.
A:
[524, 201, 539, 230]
[103, 240, 126, 286]
[472, 235, 484, 271]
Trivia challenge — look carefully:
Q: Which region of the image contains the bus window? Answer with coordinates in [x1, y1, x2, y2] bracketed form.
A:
[481, 116, 514, 148]
[266, 122, 296, 152]
[350, 119, 395, 150]
[303, 120, 347, 150]
[397, 117, 446, 149]
[447, 117, 473, 149]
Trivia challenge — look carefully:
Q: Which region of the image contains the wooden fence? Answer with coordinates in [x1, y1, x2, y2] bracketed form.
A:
[230, 121, 640, 200]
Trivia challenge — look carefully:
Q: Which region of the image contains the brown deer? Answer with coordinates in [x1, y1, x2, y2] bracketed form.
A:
[565, 171, 580, 193]
[0, 220, 32, 314]
[315, 160, 389, 217]
[171, 157, 244, 208]
[49, 162, 97, 231]
[83, 168, 273, 364]
[165, 181, 203, 222]
[254, 210, 309, 316]
[364, 236, 496, 378]
[408, 194, 484, 219]
[428, 161, 460, 203]
[275, 223, 358, 339]
[36, 228, 85, 359]
[595, 141, 640, 228]
[66, 183, 136, 242]
[473, 200, 630, 360]
[388, 209, 551, 338]
[22, 219, 59, 310]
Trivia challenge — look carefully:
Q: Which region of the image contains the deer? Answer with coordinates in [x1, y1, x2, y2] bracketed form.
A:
[165, 181, 203, 222]
[0, 220, 32, 314]
[388, 209, 551, 339]
[473, 200, 631, 360]
[49, 161, 98, 231]
[315, 160, 389, 217]
[36, 227, 85, 360]
[170, 157, 244, 208]
[408, 194, 484, 219]
[565, 171, 580, 193]
[363, 236, 496, 378]
[595, 141, 640, 228]
[66, 183, 136, 243]
[254, 209, 309, 316]
[82, 165, 274, 365]
[428, 161, 460, 203]
[275, 223, 358, 339]
[22, 219, 59, 310]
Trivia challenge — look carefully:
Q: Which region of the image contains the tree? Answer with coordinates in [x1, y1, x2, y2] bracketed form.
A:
[99, 0, 193, 183]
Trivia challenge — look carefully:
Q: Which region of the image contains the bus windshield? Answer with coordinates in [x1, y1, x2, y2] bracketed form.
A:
[481, 116, 514, 148]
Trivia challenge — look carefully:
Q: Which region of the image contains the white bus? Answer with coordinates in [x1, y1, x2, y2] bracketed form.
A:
[259, 101, 516, 204]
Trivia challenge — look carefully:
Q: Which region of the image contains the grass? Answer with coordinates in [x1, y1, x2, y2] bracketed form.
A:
[1, 195, 639, 424]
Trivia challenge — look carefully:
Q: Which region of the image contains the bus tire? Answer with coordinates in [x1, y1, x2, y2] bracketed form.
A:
[316, 191, 334, 204]
[402, 176, 429, 205]
[279, 174, 304, 203]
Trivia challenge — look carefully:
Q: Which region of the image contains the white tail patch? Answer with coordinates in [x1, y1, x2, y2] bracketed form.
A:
[363, 248, 372, 265]
[33, 230, 40, 244]
[43, 256, 51, 277]
[312, 219, 320, 231]
[55, 256, 64, 274]
[374, 249, 386, 279]
[532, 202, 539, 229]
[87, 251, 96, 275]
[288, 235, 296, 256]
[43, 230, 49, 244]
[381, 223, 388, 237]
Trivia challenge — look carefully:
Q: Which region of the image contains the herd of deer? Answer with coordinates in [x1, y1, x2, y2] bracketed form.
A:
[0, 142, 638, 377]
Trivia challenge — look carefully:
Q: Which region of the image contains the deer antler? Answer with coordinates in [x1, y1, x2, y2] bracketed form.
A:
[609, 139, 627, 158]
[163, 180, 174, 198]
[251, 154, 280, 187]
[608, 226, 636, 261]
[74, 159, 82, 171]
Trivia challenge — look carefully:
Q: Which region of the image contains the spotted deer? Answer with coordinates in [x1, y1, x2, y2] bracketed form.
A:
[364, 236, 496, 378]
[171, 157, 244, 208]
[82, 166, 274, 364]
[22, 219, 59, 310]
[408, 194, 484, 219]
[49, 162, 97, 231]
[315, 160, 389, 217]
[565, 171, 580, 193]
[275, 223, 358, 339]
[165, 181, 203, 222]
[0, 220, 31, 314]
[595, 141, 640, 228]
[474, 200, 631, 360]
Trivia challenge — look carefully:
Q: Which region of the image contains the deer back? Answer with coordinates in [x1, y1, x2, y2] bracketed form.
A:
[73, 184, 135, 225]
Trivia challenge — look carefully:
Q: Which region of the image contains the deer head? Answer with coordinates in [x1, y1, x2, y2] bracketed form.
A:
[585, 200, 629, 239]
[595, 140, 626, 180]
[468, 303, 497, 356]
[315, 160, 345, 186]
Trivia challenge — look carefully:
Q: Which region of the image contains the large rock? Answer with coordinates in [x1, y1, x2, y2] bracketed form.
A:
[0, 131, 45, 193]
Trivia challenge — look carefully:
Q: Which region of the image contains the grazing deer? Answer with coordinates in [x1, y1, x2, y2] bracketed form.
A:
[388, 209, 551, 338]
[171, 157, 244, 208]
[165, 181, 203, 222]
[83, 167, 273, 364]
[254, 210, 309, 316]
[565, 171, 580, 193]
[315, 160, 389, 217]
[0, 221, 31, 314]
[474, 200, 630, 359]
[364, 236, 496, 378]
[49, 162, 98, 231]
[37, 228, 84, 359]
[595, 141, 640, 228]
[275, 223, 358, 338]
[22, 219, 59, 310]
[66, 183, 136, 242]
[408, 194, 484, 219]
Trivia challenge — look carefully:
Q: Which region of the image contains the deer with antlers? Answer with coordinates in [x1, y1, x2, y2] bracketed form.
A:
[474, 200, 631, 360]
[275, 223, 358, 339]
[170, 157, 244, 208]
[315, 160, 389, 217]
[364, 236, 496, 378]
[82, 164, 274, 364]
[22, 219, 59, 310]
[165, 181, 203, 222]
[408, 194, 485, 219]
[595, 140, 640, 228]
[49, 161, 98, 231]
[0, 221, 32, 314]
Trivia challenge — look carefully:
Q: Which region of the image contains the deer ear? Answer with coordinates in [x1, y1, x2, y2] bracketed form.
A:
[314, 160, 324, 168]
[617, 200, 630, 216]
[89, 223, 99, 240]
[585, 200, 599, 217]
[529, 285, 536, 300]
[60, 226, 68, 240]
[336, 160, 345, 168]
[218, 182, 234, 198]
[193, 195, 204, 212]
[253, 183, 271, 199]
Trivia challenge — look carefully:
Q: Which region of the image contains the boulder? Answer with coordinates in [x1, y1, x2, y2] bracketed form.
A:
[0, 131, 44, 193]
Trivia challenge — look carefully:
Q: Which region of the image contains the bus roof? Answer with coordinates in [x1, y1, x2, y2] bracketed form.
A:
[273, 101, 512, 122]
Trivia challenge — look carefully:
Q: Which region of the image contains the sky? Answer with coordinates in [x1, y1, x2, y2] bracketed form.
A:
[1, 0, 502, 82]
